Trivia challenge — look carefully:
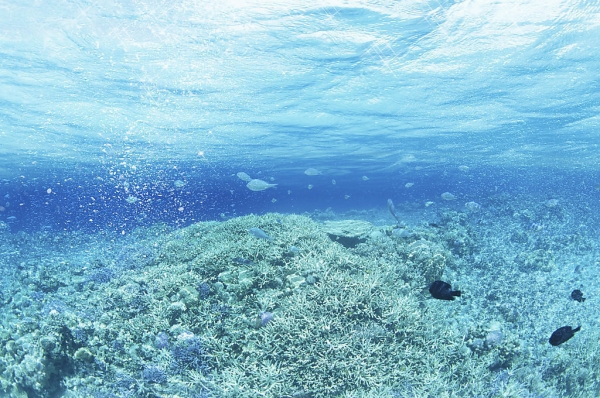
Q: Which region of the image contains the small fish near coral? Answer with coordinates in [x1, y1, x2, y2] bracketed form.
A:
[571, 289, 585, 303]
[429, 280, 461, 301]
[248, 227, 273, 240]
[549, 325, 580, 346]
[387, 199, 401, 224]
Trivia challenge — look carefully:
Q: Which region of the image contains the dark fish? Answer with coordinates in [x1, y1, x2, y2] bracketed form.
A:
[233, 257, 255, 266]
[429, 280, 461, 301]
[549, 325, 580, 346]
[571, 289, 585, 303]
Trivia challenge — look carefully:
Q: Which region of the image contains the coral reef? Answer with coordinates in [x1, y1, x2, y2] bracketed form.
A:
[322, 219, 374, 248]
[0, 206, 598, 397]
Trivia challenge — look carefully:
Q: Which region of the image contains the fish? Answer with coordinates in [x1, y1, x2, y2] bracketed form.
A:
[392, 228, 411, 238]
[246, 179, 277, 191]
[549, 325, 580, 346]
[387, 199, 401, 224]
[233, 257, 255, 266]
[441, 192, 457, 201]
[429, 280, 461, 301]
[236, 172, 252, 182]
[304, 168, 322, 176]
[248, 227, 273, 240]
[465, 201, 481, 212]
[571, 289, 585, 303]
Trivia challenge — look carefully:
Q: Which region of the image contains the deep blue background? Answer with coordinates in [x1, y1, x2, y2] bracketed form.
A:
[1, 163, 597, 233]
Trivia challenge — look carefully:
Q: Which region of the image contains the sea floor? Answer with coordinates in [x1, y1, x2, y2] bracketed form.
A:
[0, 194, 599, 397]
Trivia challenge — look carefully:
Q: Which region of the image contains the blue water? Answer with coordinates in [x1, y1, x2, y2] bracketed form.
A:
[1, 165, 599, 232]
[2, 2, 600, 397]
[2, 1, 600, 234]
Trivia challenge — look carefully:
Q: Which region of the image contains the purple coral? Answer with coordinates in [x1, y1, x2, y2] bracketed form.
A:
[196, 282, 211, 299]
[259, 311, 274, 327]
[142, 365, 167, 384]
[170, 337, 209, 374]
[154, 332, 170, 349]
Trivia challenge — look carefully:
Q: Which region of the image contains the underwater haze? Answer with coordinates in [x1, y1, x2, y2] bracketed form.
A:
[1, 1, 600, 397]
[1, 0, 600, 231]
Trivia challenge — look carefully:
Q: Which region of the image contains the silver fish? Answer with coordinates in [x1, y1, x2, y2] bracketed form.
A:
[387, 199, 400, 224]
[248, 227, 273, 240]
[246, 179, 277, 191]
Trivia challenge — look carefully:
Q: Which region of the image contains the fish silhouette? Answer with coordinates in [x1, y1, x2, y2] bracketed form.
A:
[233, 257, 255, 266]
[429, 280, 461, 301]
[571, 289, 585, 303]
[549, 326, 580, 346]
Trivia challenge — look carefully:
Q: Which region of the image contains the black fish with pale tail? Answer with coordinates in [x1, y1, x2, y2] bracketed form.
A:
[571, 289, 585, 303]
[429, 280, 461, 301]
[549, 326, 580, 346]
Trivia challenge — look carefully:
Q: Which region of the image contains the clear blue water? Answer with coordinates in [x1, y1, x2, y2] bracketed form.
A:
[2, 1, 600, 232]
[2, 2, 600, 397]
